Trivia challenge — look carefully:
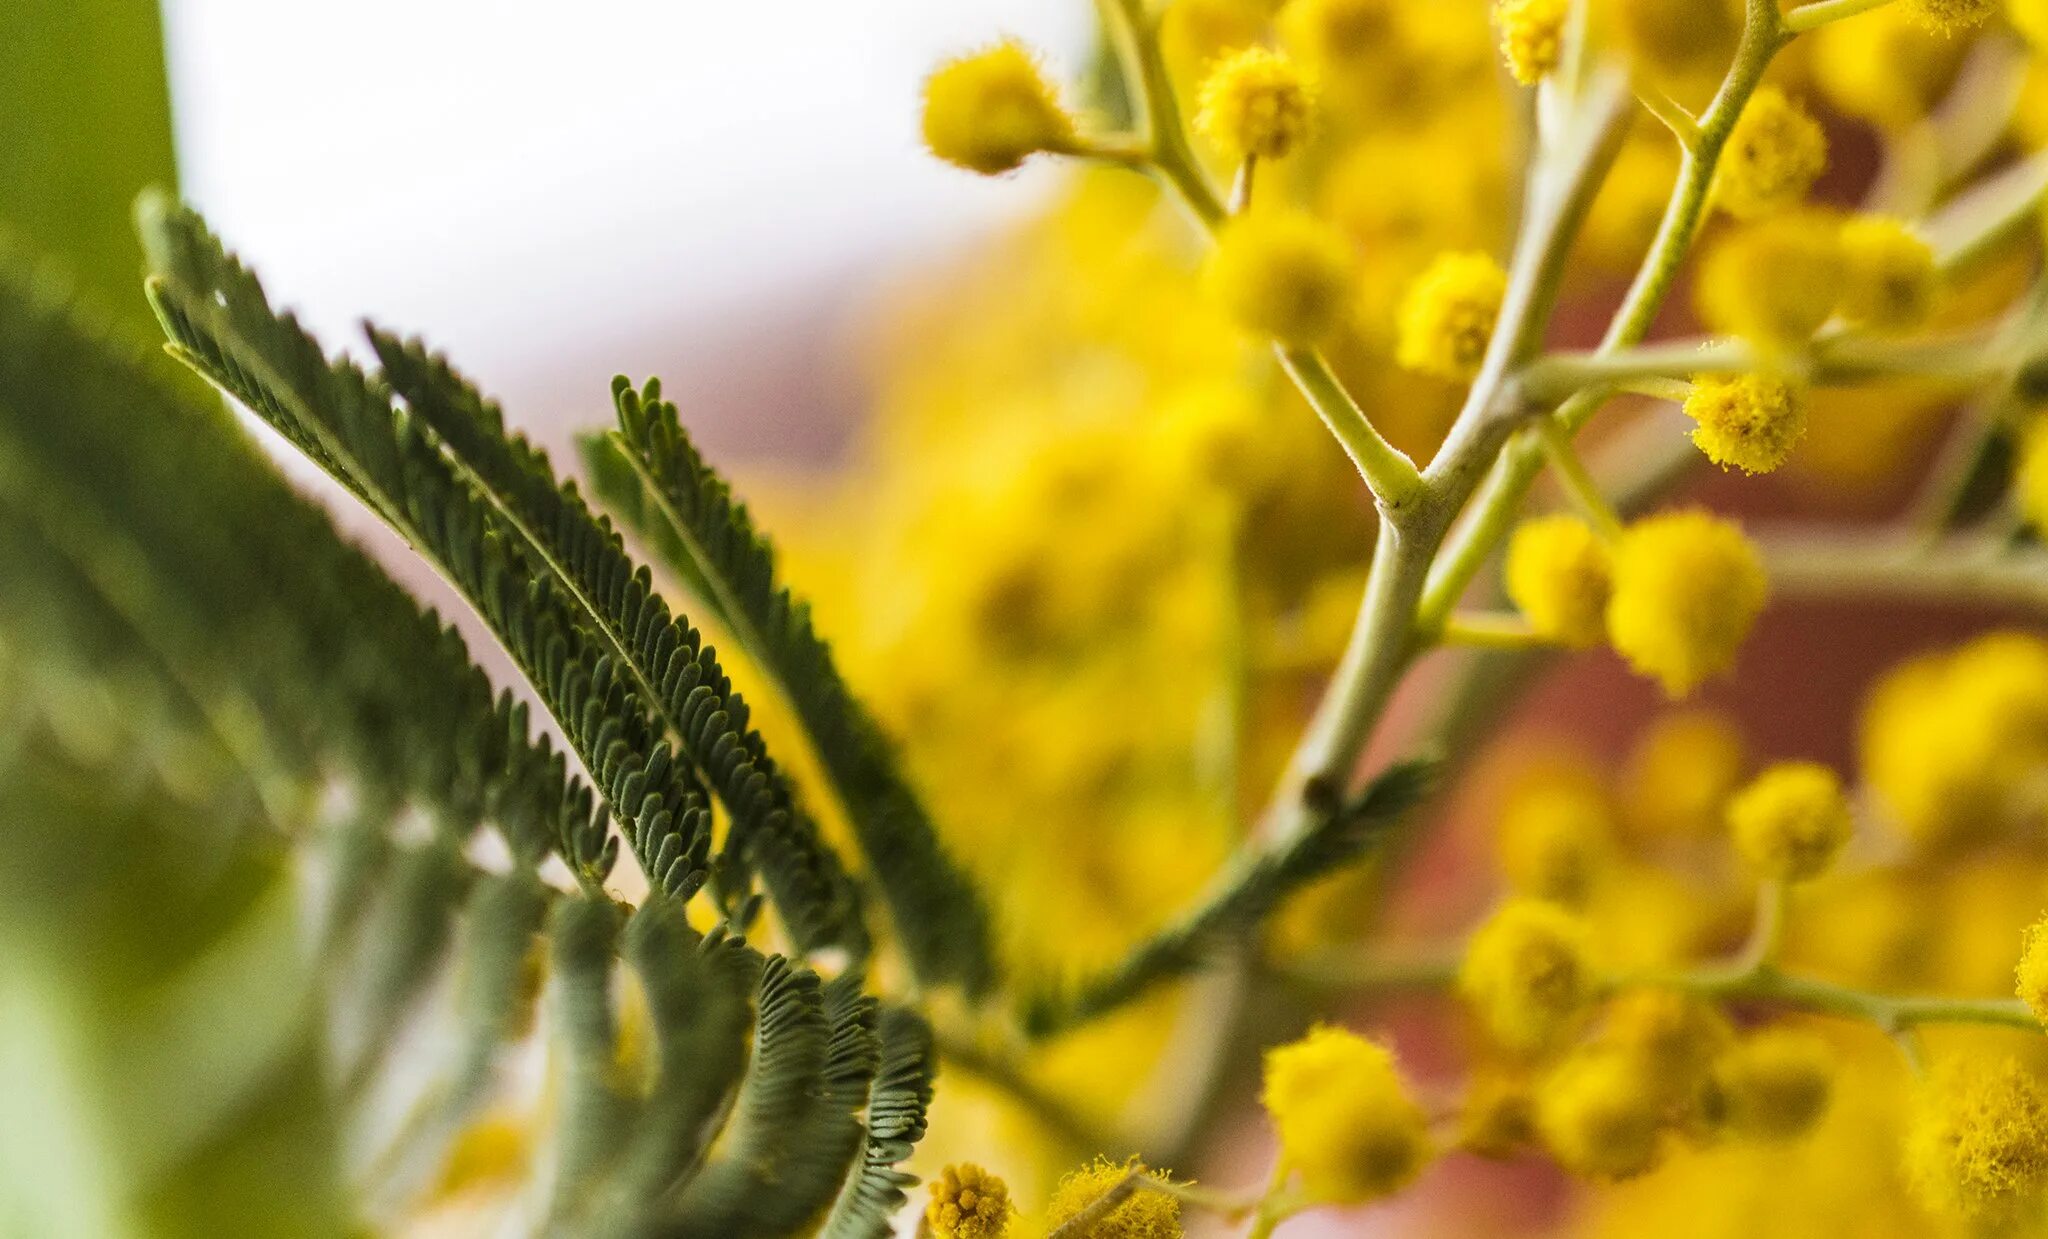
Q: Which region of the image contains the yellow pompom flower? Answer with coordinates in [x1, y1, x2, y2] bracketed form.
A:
[1682, 373, 1809, 475]
[1537, 1050, 1667, 1180]
[1460, 897, 1598, 1053]
[1498, 761, 1616, 905]
[1710, 1029, 1833, 1141]
[1605, 511, 1768, 698]
[1205, 211, 1354, 348]
[1908, 0, 1999, 31]
[1860, 632, 2048, 850]
[1396, 250, 1508, 381]
[1504, 514, 1613, 649]
[1696, 211, 1846, 348]
[1713, 87, 1827, 220]
[1812, 7, 1967, 129]
[1600, 988, 1732, 1104]
[927, 1164, 1012, 1239]
[1044, 1158, 1182, 1239]
[1494, 0, 1570, 85]
[1195, 47, 1316, 161]
[1623, 709, 1749, 842]
[2018, 914, 2048, 1026]
[2016, 417, 2048, 533]
[2013, 0, 2048, 47]
[1906, 1058, 2048, 1223]
[1261, 1025, 1433, 1204]
[921, 41, 1077, 175]
[1837, 216, 1938, 331]
[1727, 761, 1853, 883]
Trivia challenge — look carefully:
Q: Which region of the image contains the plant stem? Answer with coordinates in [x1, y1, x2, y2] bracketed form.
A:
[1277, 349, 1428, 510]
[1538, 417, 1625, 538]
[1440, 611, 1553, 649]
[1782, 0, 1898, 32]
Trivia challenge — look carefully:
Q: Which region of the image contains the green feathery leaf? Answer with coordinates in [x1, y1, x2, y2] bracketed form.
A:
[589, 378, 997, 995]
[1021, 759, 1438, 1037]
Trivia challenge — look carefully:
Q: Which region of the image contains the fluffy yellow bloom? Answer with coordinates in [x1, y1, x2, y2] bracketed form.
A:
[1494, 0, 1570, 85]
[1696, 211, 1846, 348]
[1504, 514, 1612, 649]
[1861, 632, 2048, 850]
[1605, 511, 1768, 698]
[2018, 417, 2048, 533]
[1623, 709, 1749, 842]
[1396, 250, 1507, 380]
[1537, 1050, 1667, 1180]
[1713, 87, 1827, 220]
[1261, 1025, 1433, 1203]
[1460, 897, 1598, 1053]
[1205, 211, 1354, 347]
[1044, 1158, 1181, 1239]
[928, 1164, 1012, 1239]
[1498, 760, 1616, 904]
[1459, 1067, 1539, 1158]
[1906, 1058, 2048, 1223]
[1812, 7, 1966, 129]
[2018, 914, 2048, 1026]
[2013, 0, 2048, 47]
[1727, 761, 1854, 883]
[1600, 988, 1732, 1109]
[921, 41, 1076, 175]
[1710, 1029, 1834, 1141]
[1682, 373, 1808, 475]
[1196, 47, 1316, 161]
[1837, 216, 1937, 331]
[1908, 0, 1999, 31]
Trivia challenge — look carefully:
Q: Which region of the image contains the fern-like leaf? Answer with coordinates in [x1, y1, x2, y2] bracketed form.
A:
[1021, 759, 1437, 1037]
[589, 378, 997, 995]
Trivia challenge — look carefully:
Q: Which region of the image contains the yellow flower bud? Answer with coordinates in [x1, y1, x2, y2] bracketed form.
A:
[1623, 709, 1749, 842]
[1709, 1029, 1833, 1141]
[1396, 250, 1507, 381]
[2016, 417, 2048, 534]
[927, 1164, 1012, 1239]
[1909, 0, 1999, 31]
[1682, 373, 1809, 475]
[1727, 761, 1853, 883]
[1837, 215, 1938, 331]
[2017, 913, 2048, 1026]
[921, 41, 1076, 176]
[1606, 510, 1768, 699]
[1812, 8, 1966, 129]
[2012, 0, 2048, 48]
[1261, 1025, 1433, 1204]
[1906, 1058, 2048, 1223]
[1045, 1158, 1182, 1239]
[1494, 0, 1571, 85]
[1600, 988, 1732, 1106]
[1205, 211, 1354, 347]
[1460, 897, 1598, 1053]
[1713, 87, 1828, 220]
[1459, 1067, 1539, 1159]
[1537, 1050, 1667, 1180]
[1696, 211, 1846, 348]
[1196, 47, 1316, 161]
[1498, 760, 1616, 904]
[1504, 515, 1613, 650]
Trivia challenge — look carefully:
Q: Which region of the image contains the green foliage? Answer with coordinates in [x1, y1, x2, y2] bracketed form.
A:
[589, 377, 996, 995]
[0, 233, 934, 1233]
[1021, 760, 1437, 1037]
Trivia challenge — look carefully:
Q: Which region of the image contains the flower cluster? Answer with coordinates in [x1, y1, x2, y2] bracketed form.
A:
[843, 0, 2048, 1233]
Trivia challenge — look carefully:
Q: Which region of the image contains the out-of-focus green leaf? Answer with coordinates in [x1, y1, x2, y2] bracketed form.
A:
[0, 0, 177, 328]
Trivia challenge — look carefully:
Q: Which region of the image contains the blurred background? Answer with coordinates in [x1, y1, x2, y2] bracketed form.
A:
[161, 0, 1093, 463]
